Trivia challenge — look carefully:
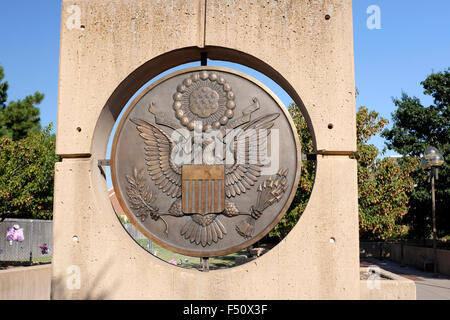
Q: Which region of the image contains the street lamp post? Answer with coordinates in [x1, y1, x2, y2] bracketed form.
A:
[421, 146, 445, 278]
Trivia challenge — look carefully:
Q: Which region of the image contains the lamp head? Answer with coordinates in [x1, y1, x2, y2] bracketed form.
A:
[423, 146, 444, 168]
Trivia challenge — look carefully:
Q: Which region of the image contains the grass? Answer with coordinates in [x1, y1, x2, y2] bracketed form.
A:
[31, 256, 52, 263]
[0, 256, 52, 269]
[136, 239, 248, 270]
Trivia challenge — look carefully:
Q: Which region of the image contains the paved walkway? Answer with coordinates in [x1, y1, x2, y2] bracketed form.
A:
[361, 258, 450, 300]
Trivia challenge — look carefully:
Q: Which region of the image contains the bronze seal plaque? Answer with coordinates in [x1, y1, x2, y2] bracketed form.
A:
[111, 67, 301, 257]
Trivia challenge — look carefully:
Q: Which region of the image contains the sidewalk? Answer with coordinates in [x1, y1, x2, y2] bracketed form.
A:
[361, 258, 450, 300]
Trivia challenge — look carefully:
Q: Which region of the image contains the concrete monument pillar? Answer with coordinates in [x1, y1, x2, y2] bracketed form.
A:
[53, 0, 359, 299]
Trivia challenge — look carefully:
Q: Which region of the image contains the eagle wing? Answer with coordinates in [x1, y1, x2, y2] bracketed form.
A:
[131, 118, 182, 198]
[225, 113, 280, 198]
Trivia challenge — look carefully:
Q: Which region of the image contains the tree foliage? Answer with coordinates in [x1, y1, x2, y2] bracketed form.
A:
[270, 104, 417, 241]
[382, 69, 450, 238]
[356, 107, 417, 240]
[0, 66, 43, 140]
[0, 65, 58, 220]
[0, 126, 58, 220]
[269, 103, 315, 240]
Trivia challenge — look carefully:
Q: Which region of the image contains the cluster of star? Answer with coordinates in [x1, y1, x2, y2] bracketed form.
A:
[173, 71, 236, 131]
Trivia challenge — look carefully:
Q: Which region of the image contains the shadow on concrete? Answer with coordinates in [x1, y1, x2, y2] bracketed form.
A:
[51, 256, 120, 300]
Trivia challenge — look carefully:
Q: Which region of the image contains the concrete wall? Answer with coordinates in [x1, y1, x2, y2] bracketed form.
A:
[402, 246, 450, 276]
[0, 265, 51, 300]
[53, 0, 359, 299]
[1, 265, 417, 300]
[360, 267, 416, 300]
[361, 242, 450, 276]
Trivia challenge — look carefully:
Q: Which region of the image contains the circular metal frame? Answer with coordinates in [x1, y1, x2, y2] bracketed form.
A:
[111, 66, 302, 258]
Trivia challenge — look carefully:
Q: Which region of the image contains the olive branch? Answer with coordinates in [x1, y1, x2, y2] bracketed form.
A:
[126, 168, 169, 235]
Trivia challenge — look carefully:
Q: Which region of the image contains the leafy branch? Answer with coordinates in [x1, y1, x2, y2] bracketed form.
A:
[126, 168, 168, 235]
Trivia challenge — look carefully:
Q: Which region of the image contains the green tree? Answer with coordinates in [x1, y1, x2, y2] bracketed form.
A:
[0, 65, 58, 220]
[382, 69, 450, 239]
[270, 104, 417, 241]
[0, 66, 43, 140]
[356, 107, 417, 240]
[269, 103, 315, 240]
[0, 125, 58, 220]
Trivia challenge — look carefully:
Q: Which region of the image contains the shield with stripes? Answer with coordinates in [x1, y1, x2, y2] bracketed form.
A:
[181, 165, 225, 215]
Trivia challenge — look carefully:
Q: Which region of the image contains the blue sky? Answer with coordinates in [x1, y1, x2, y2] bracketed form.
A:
[0, 0, 449, 158]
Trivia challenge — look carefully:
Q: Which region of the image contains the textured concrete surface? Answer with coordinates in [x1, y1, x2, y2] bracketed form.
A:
[360, 266, 416, 300]
[53, 0, 360, 299]
[205, 0, 356, 153]
[57, 0, 356, 157]
[57, 0, 206, 156]
[52, 156, 359, 299]
[362, 258, 450, 300]
[0, 265, 51, 300]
